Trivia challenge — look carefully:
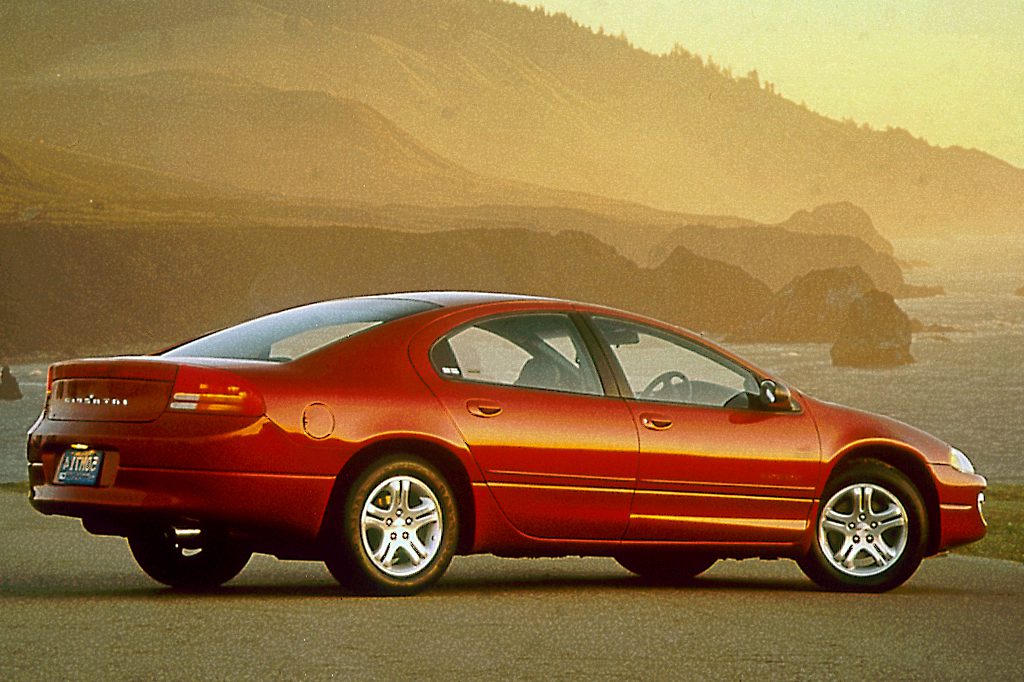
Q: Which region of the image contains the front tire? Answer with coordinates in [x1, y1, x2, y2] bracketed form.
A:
[615, 551, 717, 583]
[798, 460, 927, 592]
[323, 455, 459, 596]
[128, 524, 252, 589]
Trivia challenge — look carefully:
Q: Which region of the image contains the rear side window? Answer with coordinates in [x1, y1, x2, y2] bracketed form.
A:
[431, 313, 603, 396]
[164, 297, 437, 362]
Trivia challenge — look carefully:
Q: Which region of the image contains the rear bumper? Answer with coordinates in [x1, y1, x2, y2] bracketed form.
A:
[30, 464, 335, 544]
[932, 464, 987, 552]
[27, 412, 343, 546]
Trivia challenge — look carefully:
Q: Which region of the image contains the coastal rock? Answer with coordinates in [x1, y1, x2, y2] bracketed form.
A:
[831, 291, 914, 367]
[734, 267, 874, 342]
[0, 365, 22, 401]
[653, 246, 773, 335]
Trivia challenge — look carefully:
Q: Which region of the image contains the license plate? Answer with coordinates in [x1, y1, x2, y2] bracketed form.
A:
[56, 449, 104, 486]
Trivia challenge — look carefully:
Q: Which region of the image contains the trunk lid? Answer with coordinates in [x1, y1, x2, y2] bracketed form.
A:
[48, 358, 178, 422]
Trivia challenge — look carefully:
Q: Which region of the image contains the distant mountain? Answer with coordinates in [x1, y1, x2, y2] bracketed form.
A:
[2, 0, 1020, 236]
[774, 202, 892, 255]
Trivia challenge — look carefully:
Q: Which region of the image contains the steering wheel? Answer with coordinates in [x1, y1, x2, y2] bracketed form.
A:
[641, 370, 692, 402]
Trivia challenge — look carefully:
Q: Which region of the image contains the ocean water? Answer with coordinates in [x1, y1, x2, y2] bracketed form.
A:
[0, 362, 47, 483]
[2, 235, 1022, 484]
[730, 235, 1024, 483]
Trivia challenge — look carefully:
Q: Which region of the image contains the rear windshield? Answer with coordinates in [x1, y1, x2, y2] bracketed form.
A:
[163, 297, 437, 362]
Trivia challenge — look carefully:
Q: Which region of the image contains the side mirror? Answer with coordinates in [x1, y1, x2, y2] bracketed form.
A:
[759, 380, 793, 410]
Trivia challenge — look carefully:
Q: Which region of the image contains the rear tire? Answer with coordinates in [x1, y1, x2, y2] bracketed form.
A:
[615, 551, 717, 583]
[322, 455, 459, 596]
[798, 460, 927, 592]
[128, 524, 251, 589]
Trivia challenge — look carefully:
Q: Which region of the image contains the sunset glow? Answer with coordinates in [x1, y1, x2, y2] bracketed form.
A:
[534, 0, 1024, 168]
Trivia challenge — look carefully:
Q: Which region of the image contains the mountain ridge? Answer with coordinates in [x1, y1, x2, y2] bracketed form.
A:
[2, 0, 1017, 236]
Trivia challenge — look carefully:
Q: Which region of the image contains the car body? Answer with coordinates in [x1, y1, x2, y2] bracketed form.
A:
[27, 291, 987, 594]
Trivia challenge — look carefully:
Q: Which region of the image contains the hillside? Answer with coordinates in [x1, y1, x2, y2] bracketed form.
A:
[0, 70, 726, 227]
[0, 70, 536, 208]
[1, 0, 1020, 236]
[0, 138, 914, 301]
[0, 137, 266, 224]
[1, 137, 921, 312]
[0, 223, 771, 359]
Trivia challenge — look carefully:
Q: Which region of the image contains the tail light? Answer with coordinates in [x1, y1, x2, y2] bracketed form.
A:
[43, 365, 54, 412]
[167, 366, 265, 417]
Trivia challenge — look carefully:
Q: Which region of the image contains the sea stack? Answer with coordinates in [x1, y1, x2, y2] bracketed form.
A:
[831, 291, 914, 367]
[0, 365, 23, 401]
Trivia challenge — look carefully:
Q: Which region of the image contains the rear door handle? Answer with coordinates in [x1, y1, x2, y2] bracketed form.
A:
[466, 400, 503, 418]
[640, 413, 673, 430]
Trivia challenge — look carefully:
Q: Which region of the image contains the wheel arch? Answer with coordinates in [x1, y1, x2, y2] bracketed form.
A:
[825, 442, 941, 555]
[318, 437, 476, 554]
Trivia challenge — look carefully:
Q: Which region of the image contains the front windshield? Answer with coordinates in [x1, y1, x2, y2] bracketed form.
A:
[163, 297, 437, 362]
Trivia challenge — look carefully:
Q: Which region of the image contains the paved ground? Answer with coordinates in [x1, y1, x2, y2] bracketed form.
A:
[1, 491, 1021, 681]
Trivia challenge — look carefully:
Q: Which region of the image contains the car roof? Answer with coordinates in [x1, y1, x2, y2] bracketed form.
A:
[379, 291, 562, 308]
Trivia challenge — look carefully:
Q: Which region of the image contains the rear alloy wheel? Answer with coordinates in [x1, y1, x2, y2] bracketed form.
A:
[615, 551, 717, 583]
[798, 461, 927, 592]
[323, 455, 458, 596]
[128, 524, 252, 589]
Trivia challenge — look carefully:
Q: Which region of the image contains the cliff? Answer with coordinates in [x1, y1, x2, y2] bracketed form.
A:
[0, 223, 771, 359]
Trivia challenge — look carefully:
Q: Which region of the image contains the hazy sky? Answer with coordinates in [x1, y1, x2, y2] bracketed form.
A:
[532, 0, 1024, 169]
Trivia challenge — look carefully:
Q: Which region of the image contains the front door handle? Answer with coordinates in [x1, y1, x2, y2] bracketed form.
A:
[640, 413, 673, 430]
[466, 400, 503, 418]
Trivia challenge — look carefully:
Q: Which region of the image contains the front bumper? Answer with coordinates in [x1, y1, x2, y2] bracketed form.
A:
[932, 464, 987, 552]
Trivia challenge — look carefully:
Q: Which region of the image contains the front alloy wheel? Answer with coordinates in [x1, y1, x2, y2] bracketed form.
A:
[799, 460, 926, 592]
[324, 455, 458, 596]
[819, 483, 908, 577]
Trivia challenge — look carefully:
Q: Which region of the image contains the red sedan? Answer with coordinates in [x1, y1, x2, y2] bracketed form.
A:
[27, 292, 987, 594]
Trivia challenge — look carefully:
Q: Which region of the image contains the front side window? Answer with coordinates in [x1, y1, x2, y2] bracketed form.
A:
[431, 314, 603, 396]
[593, 316, 758, 408]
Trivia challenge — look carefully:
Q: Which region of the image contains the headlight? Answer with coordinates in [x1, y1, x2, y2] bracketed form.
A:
[949, 447, 976, 475]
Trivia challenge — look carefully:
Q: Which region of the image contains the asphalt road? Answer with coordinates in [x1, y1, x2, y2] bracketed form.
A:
[1, 491, 1021, 681]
